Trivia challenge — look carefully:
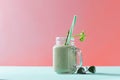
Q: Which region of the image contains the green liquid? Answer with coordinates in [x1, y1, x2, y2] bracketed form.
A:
[53, 45, 77, 74]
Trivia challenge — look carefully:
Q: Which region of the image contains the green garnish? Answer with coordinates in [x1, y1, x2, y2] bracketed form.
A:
[73, 31, 86, 42]
[79, 31, 86, 41]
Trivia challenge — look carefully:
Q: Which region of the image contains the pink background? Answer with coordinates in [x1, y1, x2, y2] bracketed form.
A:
[0, 0, 120, 66]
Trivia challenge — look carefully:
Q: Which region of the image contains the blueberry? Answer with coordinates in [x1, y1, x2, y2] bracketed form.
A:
[77, 67, 86, 74]
[88, 66, 96, 73]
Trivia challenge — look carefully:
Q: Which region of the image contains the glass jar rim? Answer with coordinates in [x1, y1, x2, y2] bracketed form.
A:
[56, 37, 74, 41]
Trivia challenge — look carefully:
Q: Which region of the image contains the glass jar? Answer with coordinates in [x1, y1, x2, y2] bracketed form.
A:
[53, 37, 82, 74]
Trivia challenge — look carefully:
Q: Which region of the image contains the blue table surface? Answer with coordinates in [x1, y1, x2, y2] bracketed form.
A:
[0, 66, 120, 80]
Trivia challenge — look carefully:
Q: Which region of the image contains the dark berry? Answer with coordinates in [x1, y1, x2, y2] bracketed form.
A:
[77, 67, 86, 74]
[88, 66, 96, 73]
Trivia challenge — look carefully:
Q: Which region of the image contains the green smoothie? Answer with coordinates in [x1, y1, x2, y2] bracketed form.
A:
[53, 45, 77, 74]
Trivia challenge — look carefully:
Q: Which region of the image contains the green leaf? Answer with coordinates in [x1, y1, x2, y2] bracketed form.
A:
[79, 31, 86, 42]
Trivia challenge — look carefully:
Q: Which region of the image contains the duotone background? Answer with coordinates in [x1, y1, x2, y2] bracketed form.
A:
[0, 0, 120, 66]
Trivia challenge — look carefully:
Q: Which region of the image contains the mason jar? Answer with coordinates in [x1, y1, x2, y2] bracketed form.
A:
[53, 37, 82, 74]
